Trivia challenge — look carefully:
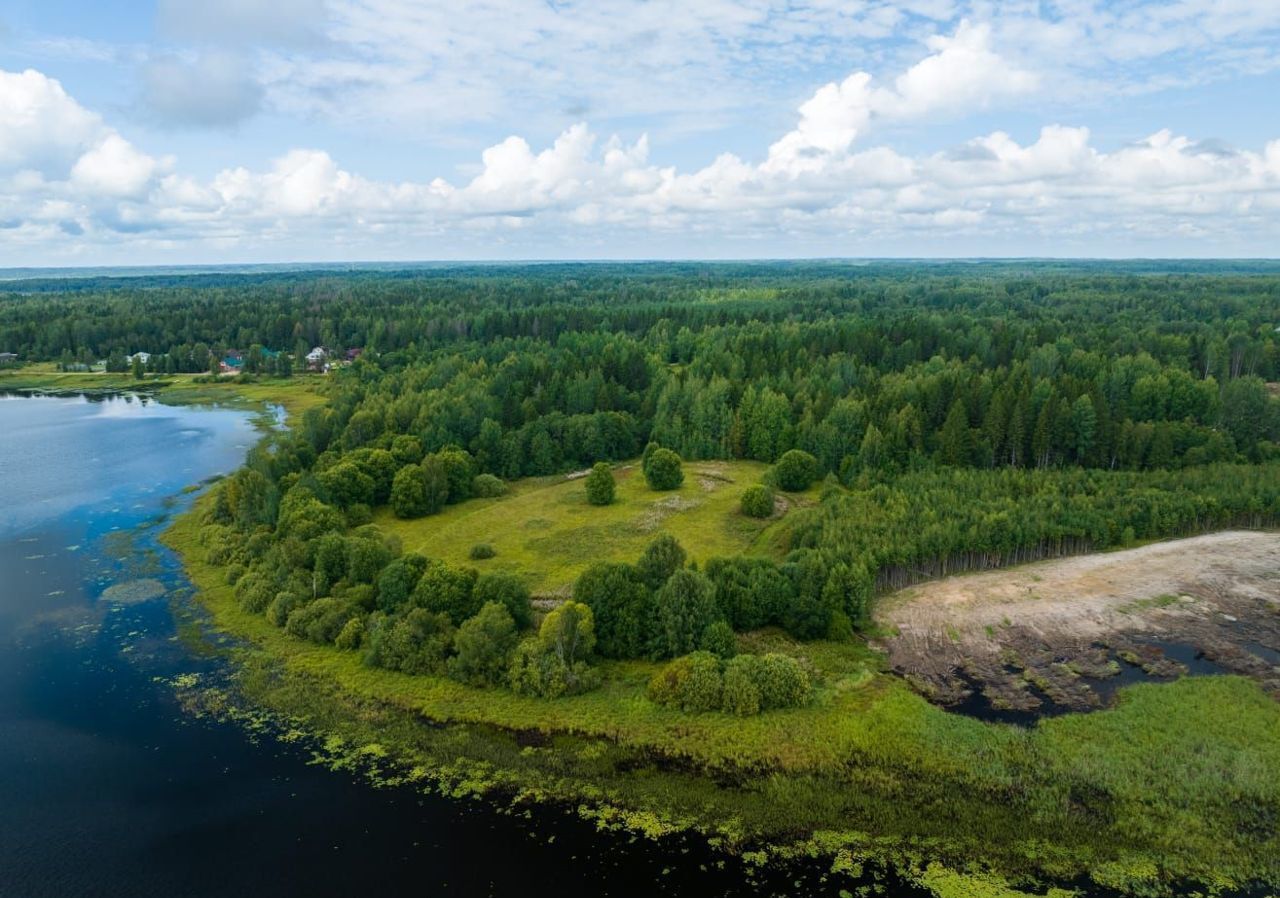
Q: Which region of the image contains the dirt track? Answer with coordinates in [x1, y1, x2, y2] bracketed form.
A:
[875, 531, 1280, 713]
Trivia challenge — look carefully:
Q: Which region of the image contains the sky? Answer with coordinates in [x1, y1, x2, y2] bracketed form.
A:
[1, 0, 1279, 265]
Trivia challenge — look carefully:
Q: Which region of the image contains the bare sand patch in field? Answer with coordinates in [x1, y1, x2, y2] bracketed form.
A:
[875, 531, 1280, 714]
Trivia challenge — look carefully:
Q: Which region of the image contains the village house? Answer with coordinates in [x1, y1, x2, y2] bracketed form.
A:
[0, 352, 18, 364]
[127, 351, 151, 365]
[306, 346, 328, 371]
[220, 350, 244, 374]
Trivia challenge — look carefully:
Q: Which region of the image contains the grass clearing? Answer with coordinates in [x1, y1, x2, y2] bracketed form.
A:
[375, 460, 809, 595]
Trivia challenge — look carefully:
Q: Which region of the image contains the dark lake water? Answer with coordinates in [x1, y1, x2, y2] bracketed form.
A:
[0, 393, 881, 898]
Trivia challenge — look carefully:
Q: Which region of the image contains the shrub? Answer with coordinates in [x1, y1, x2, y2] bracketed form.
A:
[364, 608, 455, 675]
[781, 591, 831, 641]
[721, 655, 763, 716]
[335, 616, 365, 650]
[720, 653, 810, 716]
[235, 572, 273, 613]
[636, 534, 687, 590]
[757, 653, 811, 709]
[647, 651, 723, 712]
[347, 536, 393, 584]
[655, 569, 719, 657]
[317, 462, 375, 508]
[472, 473, 507, 498]
[447, 602, 519, 687]
[469, 542, 496, 560]
[434, 448, 478, 502]
[472, 571, 532, 629]
[573, 562, 655, 659]
[740, 484, 775, 518]
[699, 620, 737, 659]
[643, 447, 684, 491]
[774, 449, 818, 492]
[266, 591, 304, 628]
[508, 601, 600, 698]
[419, 456, 451, 514]
[285, 597, 360, 644]
[705, 557, 794, 631]
[345, 503, 373, 527]
[313, 532, 348, 588]
[224, 563, 246, 586]
[411, 560, 480, 625]
[376, 553, 428, 611]
[826, 610, 855, 642]
[584, 462, 616, 505]
[390, 465, 430, 518]
[390, 434, 424, 465]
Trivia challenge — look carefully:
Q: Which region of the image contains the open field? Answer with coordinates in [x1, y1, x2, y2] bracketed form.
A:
[877, 531, 1280, 711]
[0, 363, 327, 424]
[375, 460, 808, 596]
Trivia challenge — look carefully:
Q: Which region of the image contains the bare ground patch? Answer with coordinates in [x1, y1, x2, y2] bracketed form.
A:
[875, 531, 1280, 714]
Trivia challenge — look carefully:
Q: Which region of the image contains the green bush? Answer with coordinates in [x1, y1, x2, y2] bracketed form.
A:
[756, 653, 811, 709]
[721, 655, 763, 716]
[636, 534, 687, 590]
[335, 616, 365, 650]
[364, 608, 455, 675]
[410, 559, 479, 624]
[472, 571, 532, 629]
[234, 572, 273, 613]
[266, 591, 304, 627]
[643, 447, 684, 491]
[390, 434, 424, 465]
[699, 620, 737, 658]
[509, 601, 600, 698]
[345, 503, 373, 527]
[469, 542, 496, 560]
[740, 484, 775, 518]
[655, 569, 719, 657]
[285, 597, 360, 644]
[419, 456, 451, 514]
[573, 561, 655, 658]
[472, 473, 507, 498]
[447, 602, 519, 687]
[434, 448, 477, 502]
[375, 553, 428, 612]
[584, 462, 616, 505]
[647, 651, 723, 712]
[390, 465, 430, 518]
[774, 449, 818, 492]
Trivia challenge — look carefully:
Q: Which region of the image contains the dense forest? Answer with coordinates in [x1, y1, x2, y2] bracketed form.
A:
[6, 262, 1280, 703]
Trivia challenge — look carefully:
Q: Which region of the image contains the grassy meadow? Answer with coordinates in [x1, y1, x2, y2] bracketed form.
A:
[375, 460, 808, 595]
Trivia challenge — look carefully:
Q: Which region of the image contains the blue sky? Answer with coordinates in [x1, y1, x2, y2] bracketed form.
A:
[2, 0, 1279, 265]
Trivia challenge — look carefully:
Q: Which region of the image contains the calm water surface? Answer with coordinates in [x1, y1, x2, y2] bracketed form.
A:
[0, 393, 874, 898]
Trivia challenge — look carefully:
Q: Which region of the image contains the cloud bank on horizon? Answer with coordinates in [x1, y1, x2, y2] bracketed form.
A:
[1, 0, 1280, 264]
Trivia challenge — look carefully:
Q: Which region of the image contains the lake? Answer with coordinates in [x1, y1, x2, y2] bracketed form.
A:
[0, 393, 866, 898]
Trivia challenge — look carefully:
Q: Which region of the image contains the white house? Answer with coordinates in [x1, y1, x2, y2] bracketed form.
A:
[128, 352, 151, 365]
[306, 346, 327, 364]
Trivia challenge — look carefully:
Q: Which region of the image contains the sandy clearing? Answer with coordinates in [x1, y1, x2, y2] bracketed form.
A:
[875, 531, 1280, 711]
